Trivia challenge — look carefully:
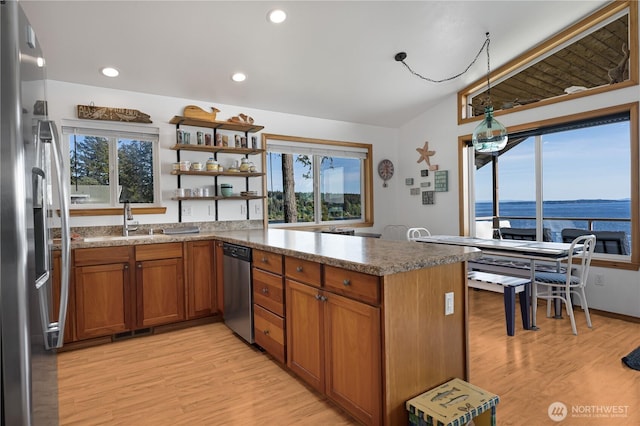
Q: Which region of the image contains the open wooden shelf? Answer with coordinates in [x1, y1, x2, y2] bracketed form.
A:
[172, 195, 265, 201]
[170, 116, 264, 133]
[170, 144, 264, 155]
[170, 170, 265, 178]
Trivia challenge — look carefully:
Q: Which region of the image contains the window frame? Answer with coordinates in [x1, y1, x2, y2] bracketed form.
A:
[458, 102, 640, 270]
[62, 120, 162, 215]
[262, 133, 374, 229]
[457, 0, 638, 125]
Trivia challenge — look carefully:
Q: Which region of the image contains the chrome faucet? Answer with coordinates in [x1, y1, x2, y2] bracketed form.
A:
[122, 201, 138, 236]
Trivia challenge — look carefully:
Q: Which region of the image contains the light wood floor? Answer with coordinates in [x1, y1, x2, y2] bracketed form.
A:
[57, 290, 640, 425]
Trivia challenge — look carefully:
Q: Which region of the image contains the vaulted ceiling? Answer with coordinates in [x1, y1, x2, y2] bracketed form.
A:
[21, 0, 611, 127]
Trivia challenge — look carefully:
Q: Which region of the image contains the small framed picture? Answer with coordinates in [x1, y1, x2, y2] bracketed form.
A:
[422, 191, 435, 205]
[410, 188, 420, 195]
[405, 178, 414, 186]
[421, 169, 429, 177]
[434, 170, 449, 192]
[234, 134, 241, 147]
[420, 181, 431, 188]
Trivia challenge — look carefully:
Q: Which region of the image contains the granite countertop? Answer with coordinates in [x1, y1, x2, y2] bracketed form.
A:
[62, 228, 480, 276]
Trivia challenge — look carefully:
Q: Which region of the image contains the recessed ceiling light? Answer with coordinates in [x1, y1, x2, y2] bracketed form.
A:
[101, 67, 119, 77]
[231, 72, 246, 82]
[268, 9, 287, 24]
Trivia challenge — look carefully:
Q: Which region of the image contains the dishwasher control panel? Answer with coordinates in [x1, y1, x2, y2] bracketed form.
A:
[223, 243, 252, 261]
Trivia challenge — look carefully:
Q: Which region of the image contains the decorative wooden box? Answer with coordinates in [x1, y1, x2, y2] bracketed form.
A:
[406, 378, 499, 426]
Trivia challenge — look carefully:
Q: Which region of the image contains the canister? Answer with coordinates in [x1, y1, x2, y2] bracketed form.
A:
[191, 162, 203, 171]
[179, 160, 191, 171]
[206, 157, 218, 172]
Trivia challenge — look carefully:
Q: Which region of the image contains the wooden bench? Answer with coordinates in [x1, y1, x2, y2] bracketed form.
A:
[468, 271, 531, 336]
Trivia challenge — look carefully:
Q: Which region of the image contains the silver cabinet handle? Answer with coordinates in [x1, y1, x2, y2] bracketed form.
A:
[343, 279, 351, 286]
[263, 329, 270, 335]
[262, 287, 269, 294]
[262, 257, 268, 263]
[315, 294, 322, 300]
[321, 295, 328, 302]
[296, 266, 303, 272]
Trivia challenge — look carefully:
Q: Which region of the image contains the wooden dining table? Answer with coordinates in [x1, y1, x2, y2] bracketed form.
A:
[414, 235, 583, 328]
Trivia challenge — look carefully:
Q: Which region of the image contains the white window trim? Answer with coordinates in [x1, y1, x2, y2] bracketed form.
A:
[61, 119, 161, 208]
[266, 137, 370, 227]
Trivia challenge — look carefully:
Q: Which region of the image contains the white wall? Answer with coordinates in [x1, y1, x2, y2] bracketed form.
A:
[395, 82, 640, 318]
[46, 80, 398, 232]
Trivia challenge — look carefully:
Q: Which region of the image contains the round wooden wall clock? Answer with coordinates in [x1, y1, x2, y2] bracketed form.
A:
[378, 159, 394, 187]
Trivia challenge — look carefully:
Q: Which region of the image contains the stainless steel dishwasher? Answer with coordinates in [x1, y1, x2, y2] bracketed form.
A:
[223, 242, 254, 344]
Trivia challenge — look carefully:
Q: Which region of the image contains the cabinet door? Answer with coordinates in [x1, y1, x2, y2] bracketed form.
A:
[52, 250, 75, 343]
[75, 262, 130, 340]
[324, 292, 382, 426]
[286, 279, 324, 392]
[136, 258, 185, 328]
[185, 241, 216, 319]
[215, 241, 224, 316]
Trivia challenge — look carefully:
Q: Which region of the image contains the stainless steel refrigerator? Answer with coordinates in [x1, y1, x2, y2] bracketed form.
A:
[1, 1, 71, 424]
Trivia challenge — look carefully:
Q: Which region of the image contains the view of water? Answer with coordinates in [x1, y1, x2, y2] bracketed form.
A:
[476, 199, 631, 243]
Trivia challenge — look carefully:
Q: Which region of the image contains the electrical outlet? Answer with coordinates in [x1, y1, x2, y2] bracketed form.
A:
[445, 292, 454, 315]
[181, 206, 192, 217]
[594, 274, 605, 286]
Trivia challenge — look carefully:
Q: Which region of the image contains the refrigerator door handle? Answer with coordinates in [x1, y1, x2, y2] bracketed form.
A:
[33, 166, 50, 290]
[37, 120, 70, 349]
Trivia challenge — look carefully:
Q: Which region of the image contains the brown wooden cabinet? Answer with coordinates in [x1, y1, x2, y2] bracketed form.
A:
[253, 249, 285, 363]
[135, 243, 185, 328]
[215, 241, 224, 316]
[185, 240, 216, 319]
[285, 256, 382, 426]
[52, 250, 75, 343]
[74, 246, 132, 340]
[73, 243, 186, 340]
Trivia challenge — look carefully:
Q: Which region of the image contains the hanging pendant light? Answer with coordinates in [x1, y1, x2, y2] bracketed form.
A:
[472, 33, 508, 153]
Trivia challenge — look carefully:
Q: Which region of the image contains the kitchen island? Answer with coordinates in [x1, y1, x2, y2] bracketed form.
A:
[64, 228, 480, 425]
[212, 229, 481, 425]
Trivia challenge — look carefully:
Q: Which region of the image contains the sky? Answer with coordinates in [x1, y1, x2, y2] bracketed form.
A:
[475, 121, 631, 202]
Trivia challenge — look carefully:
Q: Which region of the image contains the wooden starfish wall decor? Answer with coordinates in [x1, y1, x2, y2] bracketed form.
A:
[416, 141, 439, 171]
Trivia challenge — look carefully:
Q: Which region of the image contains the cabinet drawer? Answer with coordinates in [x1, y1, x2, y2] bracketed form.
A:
[285, 256, 321, 287]
[252, 268, 284, 316]
[254, 304, 285, 364]
[74, 246, 130, 266]
[324, 265, 380, 305]
[135, 242, 182, 261]
[253, 249, 283, 274]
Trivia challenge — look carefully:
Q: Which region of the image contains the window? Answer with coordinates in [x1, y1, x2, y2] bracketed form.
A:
[458, 1, 637, 123]
[62, 121, 160, 208]
[465, 103, 639, 268]
[264, 134, 373, 227]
